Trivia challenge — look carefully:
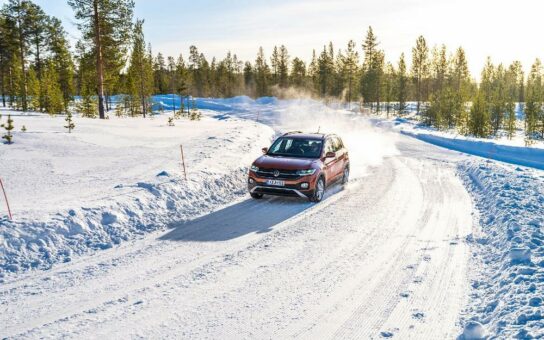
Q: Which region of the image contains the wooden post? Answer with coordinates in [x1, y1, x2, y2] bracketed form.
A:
[0, 178, 12, 220]
[180, 144, 187, 180]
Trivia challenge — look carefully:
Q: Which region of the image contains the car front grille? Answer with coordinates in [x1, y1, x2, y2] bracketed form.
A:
[255, 168, 300, 179]
[253, 187, 302, 197]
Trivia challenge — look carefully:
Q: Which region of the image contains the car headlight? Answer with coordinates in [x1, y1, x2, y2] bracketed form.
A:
[250, 165, 259, 172]
[296, 169, 316, 176]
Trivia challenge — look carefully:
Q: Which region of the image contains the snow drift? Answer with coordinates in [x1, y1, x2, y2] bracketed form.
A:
[0, 110, 273, 275]
[459, 160, 544, 339]
[404, 131, 544, 171]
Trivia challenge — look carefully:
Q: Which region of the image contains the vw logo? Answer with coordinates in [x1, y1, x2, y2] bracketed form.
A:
[273, 170, 280, 177]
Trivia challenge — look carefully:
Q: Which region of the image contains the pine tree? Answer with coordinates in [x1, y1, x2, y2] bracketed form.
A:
[27, 68, 40, 110]
[374, 50, 384, 112]
[431, 45, 447, 94]
[278, 45, 289, 88]
[243, 61, 255, 96]
[78, 95, 98, 118]
[469, 90, 491, 137]
[8, 52, 24, 109]
[428, 45, 449, 127]
[1, 114, 14, 143]
[189, 98, 201, 120]
[175, 53, 188, 100]
[490, 63, 507, 135]
[0, 14, 15, 108]
[42, 62, 64, 115]
[383, 62, 396, 117]
[75, 41, 99, 118]
[332, 48, 345, 97]
[197, 52, 211, 97]
[254, 47, 270, 97]
[308, 49, 318, 94]
[2, 0, 36, 112]
[179, 97, 186, 117]
[525, 59, 542, 141]
[68, 0, 134, 119]
[504, 99, 516, 139]
[48, 17, 74, 112]
[480, 57, 494, 102]
[361, 26, 382, 111]
[153, 52, 167, 93]
[127, 19, 153, 117]
[114, 95, 126, 117]
[343, 40, 359, 106]
[270, 46, 279, 86]
[289, 57, 305, 88]
[397, 53, 408, 114]
[21, 124, 26, 132]
[64, 111, 75, 132]
[188, 45, 200, 95]
[27, 2, 49, 112]
[450, 47, 471, 131]
[411, 35, 429, 115]
[317, 45, 331, 97]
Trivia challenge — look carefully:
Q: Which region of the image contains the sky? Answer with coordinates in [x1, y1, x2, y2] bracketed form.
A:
[2, 0, 543, 80]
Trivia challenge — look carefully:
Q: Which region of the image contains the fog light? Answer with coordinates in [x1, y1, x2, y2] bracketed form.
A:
[300, 182, 309, 189]
[248, 178, 255, 184]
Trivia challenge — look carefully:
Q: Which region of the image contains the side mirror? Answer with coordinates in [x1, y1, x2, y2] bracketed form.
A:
[262, 147, 268, 154]
[325, 151, 336, 158]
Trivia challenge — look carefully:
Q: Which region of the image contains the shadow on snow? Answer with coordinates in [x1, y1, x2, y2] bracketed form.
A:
[159, 196, 313, 242]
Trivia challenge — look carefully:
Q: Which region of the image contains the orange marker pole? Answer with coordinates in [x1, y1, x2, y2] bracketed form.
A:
[180, 145, 187, 180]
[0, 178, 12, 220]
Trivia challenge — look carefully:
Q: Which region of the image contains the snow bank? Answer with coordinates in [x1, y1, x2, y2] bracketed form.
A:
[458, 159, 544, 339]
[403, 131, 544, 170]
[0, 109, 273, 275]
[369, 113, 544, 171]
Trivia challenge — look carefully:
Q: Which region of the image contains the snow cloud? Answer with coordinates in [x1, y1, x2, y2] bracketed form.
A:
[275, 99, 400, 179]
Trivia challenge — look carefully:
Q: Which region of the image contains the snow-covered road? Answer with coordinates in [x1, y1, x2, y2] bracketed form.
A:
[1, 131, 473, 338]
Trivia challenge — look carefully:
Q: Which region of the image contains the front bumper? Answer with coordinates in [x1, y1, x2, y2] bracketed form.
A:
[249, 185, 309, 198]
[247, 171, 317, 198]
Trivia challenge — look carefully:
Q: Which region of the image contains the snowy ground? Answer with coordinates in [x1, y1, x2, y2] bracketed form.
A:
[1, 97, 543, 339]
[459, 160, 544, 339]
[0, 108, 273, 272]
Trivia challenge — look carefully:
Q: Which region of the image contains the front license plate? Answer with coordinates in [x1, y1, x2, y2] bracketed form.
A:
[266, 179, 285, 187]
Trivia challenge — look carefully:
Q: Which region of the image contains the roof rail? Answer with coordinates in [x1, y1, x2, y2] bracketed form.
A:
[282, 130, 303, 136]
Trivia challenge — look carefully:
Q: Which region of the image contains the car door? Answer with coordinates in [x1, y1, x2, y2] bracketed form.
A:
[323, 138, 338, 181]
[334, 136, 347, 177]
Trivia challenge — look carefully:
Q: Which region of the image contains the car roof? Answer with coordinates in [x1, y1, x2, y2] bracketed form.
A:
[281, 131, 337, 140]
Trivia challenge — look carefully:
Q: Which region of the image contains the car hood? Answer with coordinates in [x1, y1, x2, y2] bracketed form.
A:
[254, 155, 317, 170]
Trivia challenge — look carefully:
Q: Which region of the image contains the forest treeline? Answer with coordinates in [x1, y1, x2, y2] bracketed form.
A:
[1, 0, 544, 142]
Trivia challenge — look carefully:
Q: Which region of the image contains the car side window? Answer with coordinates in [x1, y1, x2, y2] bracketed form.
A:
[329, 137, 340, 152]
[325, 138, 334, 153]
[335, 137, 344, 150]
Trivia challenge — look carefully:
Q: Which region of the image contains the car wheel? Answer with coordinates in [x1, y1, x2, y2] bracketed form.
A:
[310, 177, 325, 202]
[342, 166, 350, 185]
[250, 193, 264, 199]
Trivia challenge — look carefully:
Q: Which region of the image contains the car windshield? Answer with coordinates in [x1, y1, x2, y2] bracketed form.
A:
[267, 137, 323, 159]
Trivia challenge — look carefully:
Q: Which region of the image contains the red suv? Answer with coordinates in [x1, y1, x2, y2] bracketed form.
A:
[248, 132, 349, 202]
